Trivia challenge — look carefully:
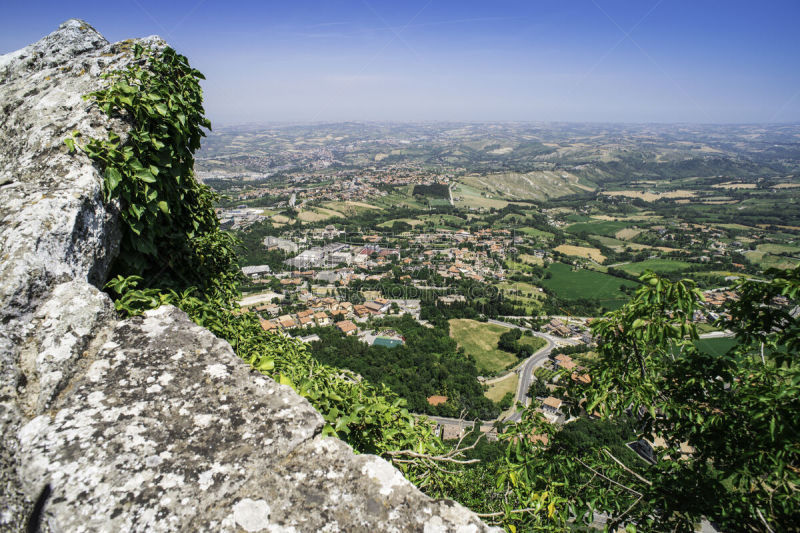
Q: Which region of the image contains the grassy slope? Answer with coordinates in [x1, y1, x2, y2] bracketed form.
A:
[484, 373, 519, 402]
[449, 318, 518, 374]
[619, 258, 693, 276]
[542, 262, 639, 306]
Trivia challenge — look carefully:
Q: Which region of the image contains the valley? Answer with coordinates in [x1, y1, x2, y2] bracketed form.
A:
[203, 121, 799, 430]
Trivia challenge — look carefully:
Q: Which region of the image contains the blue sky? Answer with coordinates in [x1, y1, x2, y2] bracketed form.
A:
[3, 1, 799, 125]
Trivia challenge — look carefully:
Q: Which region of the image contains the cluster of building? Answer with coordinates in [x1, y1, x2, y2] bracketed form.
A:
[214, 163, 454, 210]
[217, 206, 268, 229]
[257, 297, 393, 334]
[701, 289, 739, 307]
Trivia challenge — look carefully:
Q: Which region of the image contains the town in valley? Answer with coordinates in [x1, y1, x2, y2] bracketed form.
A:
[200, 121, 800, 446]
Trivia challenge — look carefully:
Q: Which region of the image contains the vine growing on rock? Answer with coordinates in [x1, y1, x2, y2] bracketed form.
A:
[67, 43, 239, 301]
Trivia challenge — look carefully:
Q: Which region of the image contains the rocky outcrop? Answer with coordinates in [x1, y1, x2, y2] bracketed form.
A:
[0, 21, 495, 532]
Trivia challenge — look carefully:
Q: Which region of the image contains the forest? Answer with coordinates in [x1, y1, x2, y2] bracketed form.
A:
[308, 314, 500, 419]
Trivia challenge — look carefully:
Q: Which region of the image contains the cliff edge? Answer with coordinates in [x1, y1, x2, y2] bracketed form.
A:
[0, 20, 495, 532]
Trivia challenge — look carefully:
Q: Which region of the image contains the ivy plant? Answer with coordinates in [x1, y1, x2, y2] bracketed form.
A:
[70, 44, 239, 302]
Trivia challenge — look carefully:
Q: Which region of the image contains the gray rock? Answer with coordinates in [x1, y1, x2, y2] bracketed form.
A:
[0, 19, 163, 331]
[0, 20, 160, 530]
[17, 306, 495, 532]
[17, 280, 117, 416]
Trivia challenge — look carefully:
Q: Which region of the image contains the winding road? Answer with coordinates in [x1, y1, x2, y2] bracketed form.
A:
[486, 319, 579, 422]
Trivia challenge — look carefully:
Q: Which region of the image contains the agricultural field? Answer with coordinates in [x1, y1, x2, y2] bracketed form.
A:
[534, 366, 558, 383]
[541, 262, 639, 309]
[554, 244, 606, 263]
[419, 214, 468, 227]
[451, 182, 508, 210]
[566, 220, 633, 237]
[484, 373, 519, 403]
[505, 258, 539, 275]
[590, 235, 652, 251]
[755, 243, 800, 255]
[496, 280, 545, 312]
[745, 251, 800, 270]
[449, 319, 519, 374]
[618, 258, 693, 276]
[600, 190, 697, 202]
[297, 207, 341, 223]
[459, 170, 590, 201]
[515, 227, 554, 239]
[271, 214, 293, 225]
[370, 188, 427, 210]
[321, 201, 382, 217]
[750, 243, 800, 269]
[518, 253, 544, 266]
[377, 218, 425, 228]
[615, 228, 642, 240]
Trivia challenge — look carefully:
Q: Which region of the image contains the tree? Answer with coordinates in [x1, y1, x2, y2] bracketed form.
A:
[448, 267, 799, 532]
[498, 391, 515, 410]
[568, 267, 800, 531]
[527, 378, 548, 399]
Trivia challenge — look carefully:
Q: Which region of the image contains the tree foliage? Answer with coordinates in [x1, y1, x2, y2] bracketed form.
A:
[308, 315, 499, 419]
[568, 268, 800, 531]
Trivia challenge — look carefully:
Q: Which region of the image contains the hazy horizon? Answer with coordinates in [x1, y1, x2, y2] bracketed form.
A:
[3, 0, 799, 125]
[205, 119, 800, 129]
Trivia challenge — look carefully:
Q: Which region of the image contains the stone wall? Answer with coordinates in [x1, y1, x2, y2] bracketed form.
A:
[0, 20, 496, 532]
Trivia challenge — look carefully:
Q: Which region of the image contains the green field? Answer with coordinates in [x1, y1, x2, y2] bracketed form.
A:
[496, 281, 544, 307]
[371, 188, 427, 210]
[695, 322, 722, 335]
[618, 258, 693, 276]
[566, 220, 631, 237]
[377, 217, 425, 228]
[541, 262, 639, 308]
[755, 243, 800, 254]
[534, 366, 558, 383]
[565, 214, 592, 223]
[484, 373, 519, 402]
[519, 335, 547, 353]
[515, 226, 554, 239]
[505, 258, 539, 274]
[744, 243, 800, 270]
[427, 198, 452, 207]
[419, 214, 467, 227]
[590, 235, 651, 251]
[452, 182, 509, 210]
[744, 244, 800, 270]
[749, 254, 800, 270]
[449, 319, 519, 374]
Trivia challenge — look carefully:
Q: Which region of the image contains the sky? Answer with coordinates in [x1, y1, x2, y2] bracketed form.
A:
[2, 1, 800, 125]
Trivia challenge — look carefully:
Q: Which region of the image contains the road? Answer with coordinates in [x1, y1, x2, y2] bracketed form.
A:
[508, 345, 553, 422]
[422, 415, 492, 429]
[486, 319, 579, 422]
